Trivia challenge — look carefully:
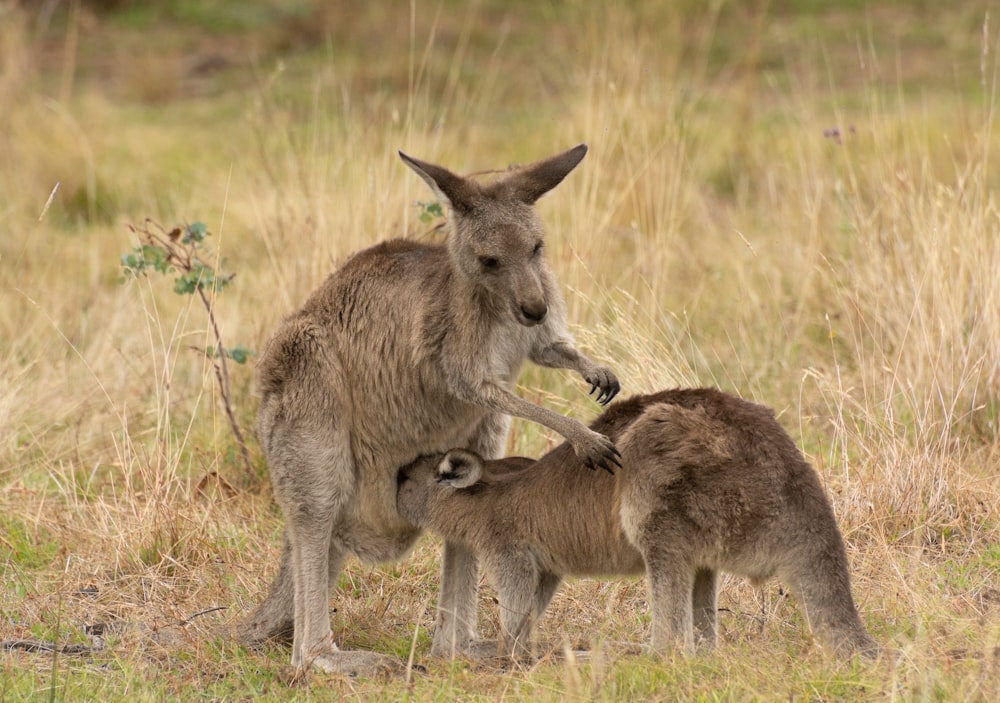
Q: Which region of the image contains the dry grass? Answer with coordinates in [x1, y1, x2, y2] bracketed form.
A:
[2, 1, 999, 700]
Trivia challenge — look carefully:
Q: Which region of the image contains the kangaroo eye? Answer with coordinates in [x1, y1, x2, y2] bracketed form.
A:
[479, 256, 500, 270]
[533, 241, 544, 255]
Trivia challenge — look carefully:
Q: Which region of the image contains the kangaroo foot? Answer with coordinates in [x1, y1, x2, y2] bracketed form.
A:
[430, 636, 504, 661]
[307, 649, 409, 678]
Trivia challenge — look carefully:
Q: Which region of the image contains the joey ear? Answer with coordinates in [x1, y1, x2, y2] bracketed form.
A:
[499, 143, 588, 205]
[399, 151, 480, 214]
[435, 449, 484, 488]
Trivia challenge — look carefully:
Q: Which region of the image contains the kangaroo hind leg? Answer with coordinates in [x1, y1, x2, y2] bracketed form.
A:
[268, 420, 354, 671]
[645, 548, 696, 653]
[492, 552, 542, 660]
[692, 567, 719, 649]
[779, 555, 879, 659]
[534, 571, 563, 622]
[234, 533, 295, 645]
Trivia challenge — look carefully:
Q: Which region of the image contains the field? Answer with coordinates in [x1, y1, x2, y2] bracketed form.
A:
[1, 0, 999, 699]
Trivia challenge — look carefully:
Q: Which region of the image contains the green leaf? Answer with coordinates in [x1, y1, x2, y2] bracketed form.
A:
[173, 271, 199, 295]
[121, 251, 143, 274]
[121, 244, 171, 277]
[417, 200, 444, 223]
[225, 344, 252, 364]
[142, 244, 172, 273]
[183, 221, 209, 244]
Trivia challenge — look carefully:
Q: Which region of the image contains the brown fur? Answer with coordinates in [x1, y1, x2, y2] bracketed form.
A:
[397, 388, 880, 660]
[236, 146, 621, 676]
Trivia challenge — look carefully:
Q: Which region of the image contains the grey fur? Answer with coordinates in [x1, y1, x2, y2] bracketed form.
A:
[397, 388, 880, 660]
[236, 145, 621, 675]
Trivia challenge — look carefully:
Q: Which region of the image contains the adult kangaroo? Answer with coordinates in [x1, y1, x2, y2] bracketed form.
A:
[397, 388, 879, 660]
[236, 145, 622, 676]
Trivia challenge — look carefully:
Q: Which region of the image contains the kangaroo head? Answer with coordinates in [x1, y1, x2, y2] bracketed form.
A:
[396, 449, 485, 525]
[399, 145, 588, 327]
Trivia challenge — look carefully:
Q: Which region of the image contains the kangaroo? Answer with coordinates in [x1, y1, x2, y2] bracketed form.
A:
[396, 388, 879, 660]
[236, 145, 622, 677]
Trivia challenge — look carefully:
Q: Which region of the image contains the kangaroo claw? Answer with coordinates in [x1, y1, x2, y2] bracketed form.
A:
[584, 367, 620, 406]
[604, 447, 622, 471]
[580, 433, 620, 475]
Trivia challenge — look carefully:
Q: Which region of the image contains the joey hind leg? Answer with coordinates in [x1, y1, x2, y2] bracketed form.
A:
[780, 559, 880, 658]
[432, 541, 481, 658]
[521, 571, 563, 655]
[691, 567, 718, 649]
[432, 412, 511, 658]
[534, 571, 563, 622]
[646, 552, 696, 653]
[493, 552, 542, 660]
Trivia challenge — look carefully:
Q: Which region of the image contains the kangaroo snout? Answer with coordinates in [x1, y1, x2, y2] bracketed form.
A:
[515, 277, 549, 326]
[518, 300, 548, 325]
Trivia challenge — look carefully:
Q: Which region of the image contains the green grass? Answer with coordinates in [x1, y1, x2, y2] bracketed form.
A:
[2, 0, 999, 700]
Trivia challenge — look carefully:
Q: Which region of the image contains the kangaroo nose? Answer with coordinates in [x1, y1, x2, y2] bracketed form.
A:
[520, 302, 547, 324]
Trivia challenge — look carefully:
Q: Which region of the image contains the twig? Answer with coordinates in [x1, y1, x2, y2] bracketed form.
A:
[2, 640, 102, 655]
[181, 606, 229, 625]
[196, 285, 253, 478]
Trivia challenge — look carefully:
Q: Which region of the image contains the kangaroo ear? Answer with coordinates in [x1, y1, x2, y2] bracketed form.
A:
[399, 151, 480, 214]
[497, 144, 588, 205]
[435, 449, 484, 488]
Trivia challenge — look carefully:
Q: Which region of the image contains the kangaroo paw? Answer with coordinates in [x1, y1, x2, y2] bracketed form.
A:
[579, 431, 622, 474]
[584, 367, 621, 405]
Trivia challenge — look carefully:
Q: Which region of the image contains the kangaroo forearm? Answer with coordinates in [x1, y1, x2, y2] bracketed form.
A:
[531, 341, 621, 407]
[531, 340, 597, 374]
[457, 382, 620, 471]
[474, 384, 591, 445]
